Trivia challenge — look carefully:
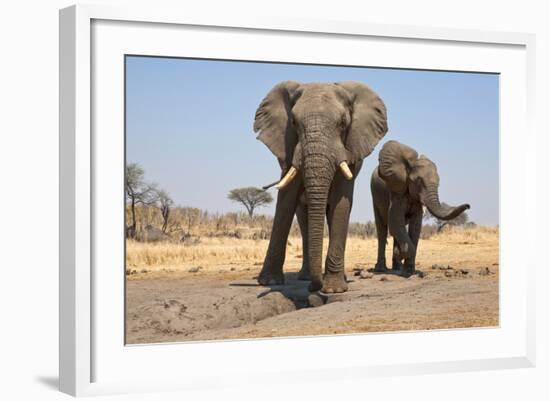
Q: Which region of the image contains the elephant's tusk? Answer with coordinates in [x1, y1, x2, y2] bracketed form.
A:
[276, 167, 298, 189]
[261, 180, 279, 190]
[339, 161, 353, 180]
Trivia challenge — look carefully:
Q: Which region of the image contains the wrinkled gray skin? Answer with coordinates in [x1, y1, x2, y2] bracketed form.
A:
[254, 81, 388, 293]
[371, 140, 470, 276]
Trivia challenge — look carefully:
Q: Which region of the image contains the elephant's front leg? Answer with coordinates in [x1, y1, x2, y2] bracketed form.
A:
[323, 174, 354, 293]
[391, 239, 404, 271]
[388, 193, 415, 262]
[373, 207, 388, 272]
[403, 206, 423, 276]
[296, 201, 311, 281]
[258, 174, 301, 286]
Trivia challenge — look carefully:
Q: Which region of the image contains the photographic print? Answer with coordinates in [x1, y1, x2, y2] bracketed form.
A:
[124, 56, 499, 344]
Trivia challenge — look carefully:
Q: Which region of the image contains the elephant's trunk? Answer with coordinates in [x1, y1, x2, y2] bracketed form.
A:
[302, 127, 335, 292]
[422, 185, 470, 220]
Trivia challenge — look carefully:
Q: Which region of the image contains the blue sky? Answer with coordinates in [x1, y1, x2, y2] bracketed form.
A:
[126, 56, 499, 225]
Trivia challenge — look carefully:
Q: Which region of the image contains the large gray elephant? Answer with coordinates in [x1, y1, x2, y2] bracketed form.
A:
[371, 140, 470, 275]
[254, 81, 388, 293]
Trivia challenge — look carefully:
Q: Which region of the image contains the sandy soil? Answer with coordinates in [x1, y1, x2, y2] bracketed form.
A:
[125, 232, 499, 344]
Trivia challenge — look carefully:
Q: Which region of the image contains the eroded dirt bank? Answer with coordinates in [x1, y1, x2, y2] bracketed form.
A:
[126, 264, 498, 344]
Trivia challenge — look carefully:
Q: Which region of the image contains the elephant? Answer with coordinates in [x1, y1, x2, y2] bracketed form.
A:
[253, 81, 388, 293]
[370, 140, 470, 276]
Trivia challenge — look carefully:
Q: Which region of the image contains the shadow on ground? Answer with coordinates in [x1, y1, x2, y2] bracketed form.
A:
[231, 272, 312, 309]
[35, 376, 58, 391]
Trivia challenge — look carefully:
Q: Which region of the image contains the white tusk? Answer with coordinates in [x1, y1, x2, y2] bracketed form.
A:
[275, 167, 298, 189]
[339, 161, 353, 180]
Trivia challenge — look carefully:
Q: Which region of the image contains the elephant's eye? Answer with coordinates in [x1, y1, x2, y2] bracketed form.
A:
[340, 113, 350, 128]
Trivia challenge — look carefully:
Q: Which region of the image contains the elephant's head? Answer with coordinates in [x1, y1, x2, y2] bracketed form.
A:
[378, 140, 470, 220]
[254, 81, 388, 290]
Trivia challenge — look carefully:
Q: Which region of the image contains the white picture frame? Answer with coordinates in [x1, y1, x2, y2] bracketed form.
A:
[59, 4, 536, 397]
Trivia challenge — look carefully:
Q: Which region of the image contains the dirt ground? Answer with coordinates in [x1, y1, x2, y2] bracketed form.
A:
[125, 229, 499, 344]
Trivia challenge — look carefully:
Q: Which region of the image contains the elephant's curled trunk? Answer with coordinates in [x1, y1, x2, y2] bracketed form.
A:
[422, 186, 470, 221]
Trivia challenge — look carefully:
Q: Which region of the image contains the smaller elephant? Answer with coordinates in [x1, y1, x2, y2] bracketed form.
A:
[371, 140, 470, 275]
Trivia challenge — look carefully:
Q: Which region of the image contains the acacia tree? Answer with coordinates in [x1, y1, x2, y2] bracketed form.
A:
[227, 187, 273, 217]
[125, 163, 158, 238]
[156, 189, 174, 233]
[423, 202, 470, 232]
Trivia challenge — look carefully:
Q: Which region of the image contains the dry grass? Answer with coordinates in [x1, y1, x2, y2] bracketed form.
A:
[432, 225, 498, 242]
[126, 238, 268, 270]
[126, 225, 499, 342]
[126, 226, 499, 276]
[344, 226, 498, 272]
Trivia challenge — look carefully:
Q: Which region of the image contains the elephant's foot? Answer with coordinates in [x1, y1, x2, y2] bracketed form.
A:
[321, 271, 348, 294]
[401, 262, 415, 277]
[297, 264, 311, 281]
[373, 262, 388, 272]
[308, 275, 323, 292]
[257, 266, 285, 286]
[394, 241, 414, 261]
[392, 258, 404, 272]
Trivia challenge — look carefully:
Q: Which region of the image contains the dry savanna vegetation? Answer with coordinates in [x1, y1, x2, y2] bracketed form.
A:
[126, 226, 498, 274]
[125, 163, 499, 344]
[125, 218, 499, 344]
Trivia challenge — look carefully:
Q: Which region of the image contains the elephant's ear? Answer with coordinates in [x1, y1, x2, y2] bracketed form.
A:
[378, 140, 418, 194]
[253, 81, 301, 164]
[336, 81, 388, 164]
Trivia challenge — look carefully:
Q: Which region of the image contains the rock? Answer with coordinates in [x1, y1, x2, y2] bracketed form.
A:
[415, 271, 426, 279]
[138, 224, 170, 242]
[460, 269, 469, 275]
[308, 293, 327, 307]
[360, 270, 373, 279]
[380, 276, 389, 282]
[230, 267, 236, 271]
[479, 267, 492, 276]
[444, 271, 453, 278]
[188, 266, 202, 273]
